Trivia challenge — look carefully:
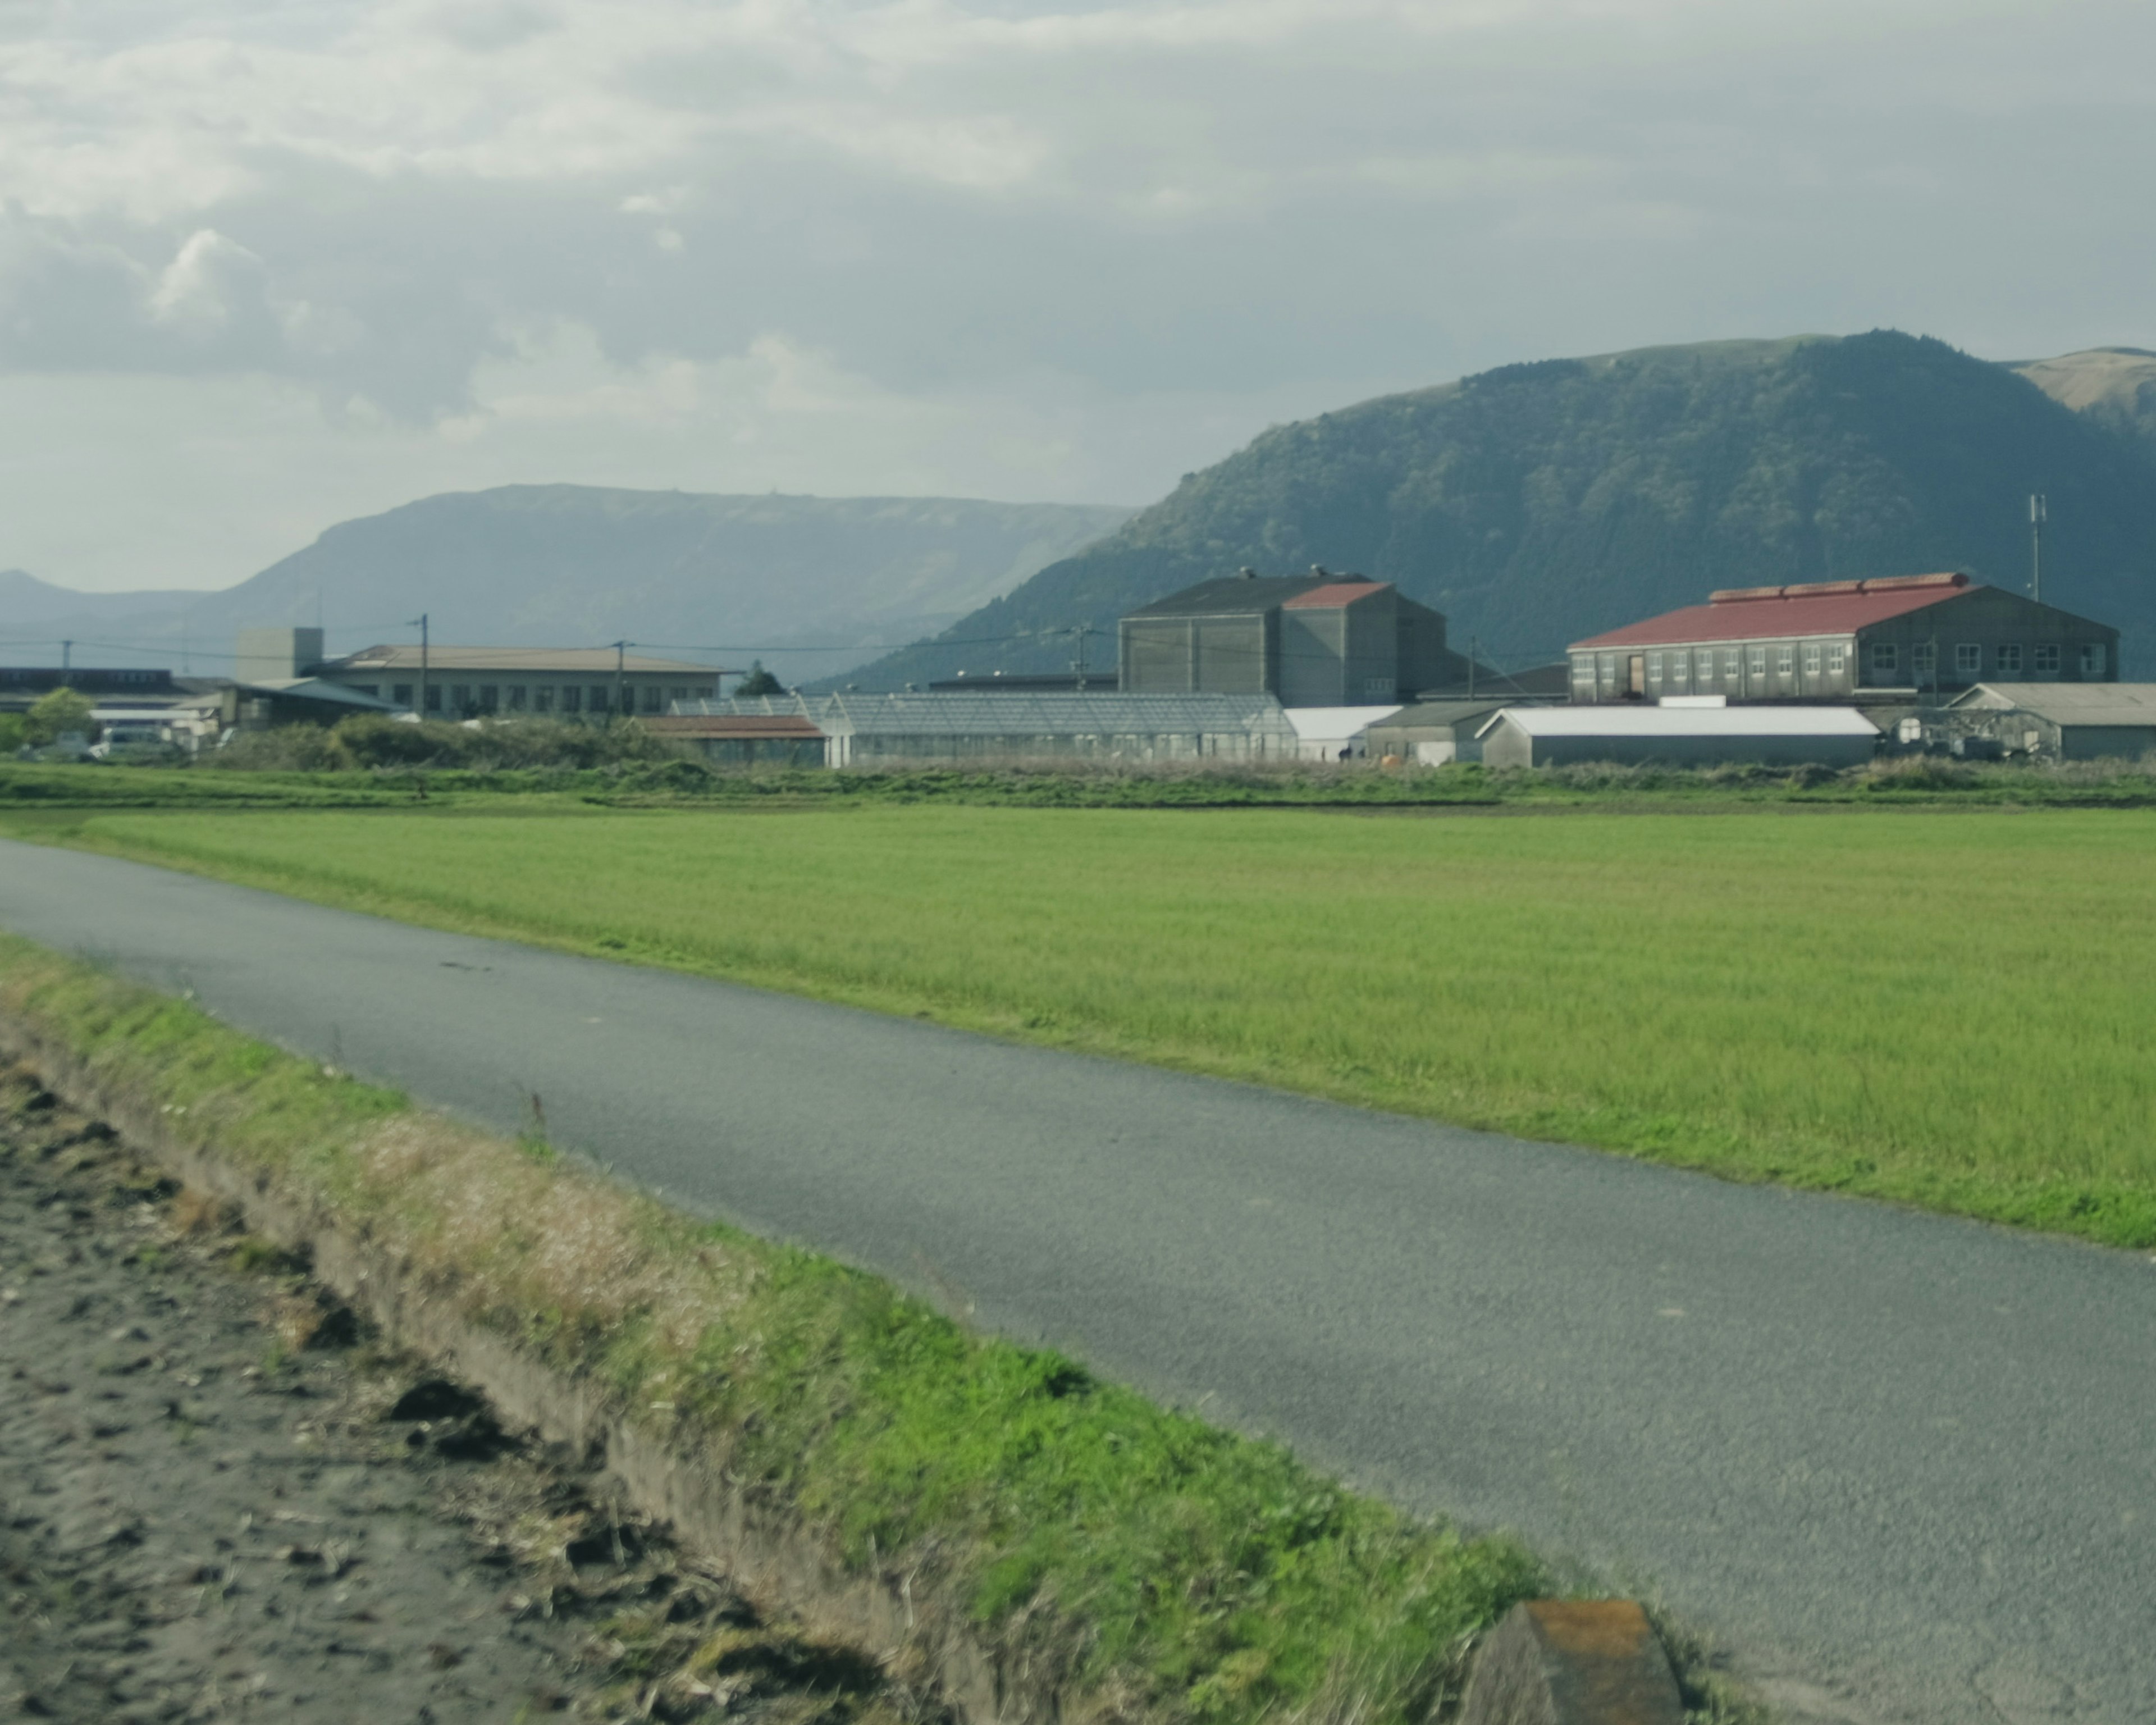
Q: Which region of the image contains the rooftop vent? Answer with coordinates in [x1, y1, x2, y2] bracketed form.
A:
[1707, 572, 1968, 604]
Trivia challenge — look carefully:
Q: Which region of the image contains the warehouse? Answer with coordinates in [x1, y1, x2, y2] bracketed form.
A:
[1567, 573, 2118, 705]
[1941, 683, 2156, 760]
[1479, 702, 1879, 769]
[1118, 571, 1480, 704]
[676, 692, 1300, 767]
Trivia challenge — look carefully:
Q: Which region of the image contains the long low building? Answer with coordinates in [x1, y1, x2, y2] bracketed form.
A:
[1479, 702, 1879, 769]
[675, 692, 1301, 767]
[642, 713, 829, 767]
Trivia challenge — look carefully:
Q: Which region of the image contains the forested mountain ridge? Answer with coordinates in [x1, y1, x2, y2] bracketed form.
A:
[848, 332, 2156, 687]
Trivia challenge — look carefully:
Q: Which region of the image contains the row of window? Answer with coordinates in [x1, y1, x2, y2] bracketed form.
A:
[1893, 641, 2104, 676]
[1582, 638, 2106, 691]
[351, 682, 700, 717]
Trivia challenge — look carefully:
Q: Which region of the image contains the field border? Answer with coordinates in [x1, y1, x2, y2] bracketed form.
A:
[0, 933, 1578, 1725]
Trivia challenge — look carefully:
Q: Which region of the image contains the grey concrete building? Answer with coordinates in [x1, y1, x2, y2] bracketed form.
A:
[1941, 683, 2156, 760]
[676, 692, 1300, 767]
[1118, 572, 1477, 705]
[1568, 573, 2118, 705]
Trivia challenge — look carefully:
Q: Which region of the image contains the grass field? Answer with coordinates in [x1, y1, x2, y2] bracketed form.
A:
[17, 799, 2156, 1247]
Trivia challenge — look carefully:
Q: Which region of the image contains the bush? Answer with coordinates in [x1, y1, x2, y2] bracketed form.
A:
[200, 714, 689, 774]
[0, 713, 26, 754]
[25, 688, 95, 745]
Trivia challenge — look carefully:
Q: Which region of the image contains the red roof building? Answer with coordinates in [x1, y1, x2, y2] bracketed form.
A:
[1567, 574, 2118, 705]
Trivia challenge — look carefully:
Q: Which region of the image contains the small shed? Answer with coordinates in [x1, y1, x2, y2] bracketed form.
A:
[642, 713, 828, 767]
[1363, 700, 1524, 764]
[1943, 683, 2156, 760]
[1479, 702, 1878, 769]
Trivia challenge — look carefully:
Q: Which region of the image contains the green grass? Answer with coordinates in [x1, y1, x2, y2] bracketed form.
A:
[22, 800, 2156, 1247]
[0, 933, 1545, 1724]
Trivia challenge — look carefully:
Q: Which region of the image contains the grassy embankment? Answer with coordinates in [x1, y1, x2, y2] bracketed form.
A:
[13, 796, 2156, 1249]
[0, 932, 1552, 1724]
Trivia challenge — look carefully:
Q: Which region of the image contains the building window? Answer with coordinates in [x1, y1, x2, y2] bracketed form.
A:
[2032, 644, 2061, 673]
[641, 684, 664, 713]
[590, 685, 611, 714]
[1722, 649, 1741, 682]
[1912, 642, 1936, 676]
[1826, 644, 1846, 675]
[2081, 642, 2107, 676]
[1775, 646, 1794, 678]
[1747, 646, 1766, 679]
[450, 683, 472, 714]
[668, 686, 689, 705]
[424, 684, 442, 713]
[1869, 642, 1898, 675]
[1803, 643, 1822, 678]
[1573, 658, 1597, 696]
[1647, 651, 1664, 688]
[507, 685, 527, 711]
[1955, 643, 1981, 674]
[535, 686, 555, 714]
[1997, 645, 2022, 673]
[561, 686, 581, 714]
[1689, 650, 1712, 688]
[1669, 652, 1689, 689]
[478, 685, 500, 713]
[392, 683, 413, 708]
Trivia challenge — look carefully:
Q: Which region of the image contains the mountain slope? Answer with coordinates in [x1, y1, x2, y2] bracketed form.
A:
[2012, 348, 2156, 447]
[851, 332, 2156, 687]
[4, 490, 1134, 683]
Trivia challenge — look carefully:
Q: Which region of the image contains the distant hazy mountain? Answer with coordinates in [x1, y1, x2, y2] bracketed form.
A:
[1, 489, 1134, 683]
[850, 332, 2156, 688]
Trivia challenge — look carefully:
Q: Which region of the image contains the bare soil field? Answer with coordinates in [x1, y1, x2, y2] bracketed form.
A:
[0, 1066, 930, 1725]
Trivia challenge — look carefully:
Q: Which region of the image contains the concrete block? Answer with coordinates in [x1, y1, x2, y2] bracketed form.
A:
[1460, 1599, 1684, 1725]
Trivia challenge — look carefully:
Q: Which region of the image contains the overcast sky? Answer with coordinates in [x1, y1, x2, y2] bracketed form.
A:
[4, 0, 2151, 592]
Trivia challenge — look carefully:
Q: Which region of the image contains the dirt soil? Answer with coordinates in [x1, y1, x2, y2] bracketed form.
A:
[0, 1066, 935, 1725]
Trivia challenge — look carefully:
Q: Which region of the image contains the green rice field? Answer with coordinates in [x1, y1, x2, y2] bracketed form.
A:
[29, 801, 2156, 1246]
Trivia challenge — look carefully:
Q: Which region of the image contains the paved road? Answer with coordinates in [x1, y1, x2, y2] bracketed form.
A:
[2, 839, 2152, 1725]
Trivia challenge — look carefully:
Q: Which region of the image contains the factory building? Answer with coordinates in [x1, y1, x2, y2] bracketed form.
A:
[675, 692, 1300, 768]
[1118, 572, 1479, 705]
[1567, 574, 2118, 705]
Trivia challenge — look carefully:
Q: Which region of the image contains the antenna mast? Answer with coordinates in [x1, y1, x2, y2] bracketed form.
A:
[2030, 493, 2046, 604]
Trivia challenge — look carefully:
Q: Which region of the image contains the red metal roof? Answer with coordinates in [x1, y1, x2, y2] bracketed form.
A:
[1571, 574, 1974, 650]
[1282, 580, 1388, 610]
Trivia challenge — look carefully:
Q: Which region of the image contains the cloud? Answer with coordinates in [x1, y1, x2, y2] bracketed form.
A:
[0, 0, 2152, 590]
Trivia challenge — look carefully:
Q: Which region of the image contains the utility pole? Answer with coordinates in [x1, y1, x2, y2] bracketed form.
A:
[1069, 625, 1100, 692]
[1468, 636, 1477, 701]
[60, 640, 71, 674]
[409, 614, 430, 717]
[613, 640, 627, 720]
[2030, 494, 2046, 604]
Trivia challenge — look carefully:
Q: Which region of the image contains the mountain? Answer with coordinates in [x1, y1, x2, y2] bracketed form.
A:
[2012, 348, 2156, 447]
[2, 490, 1134, 684]
[848, 332, 2156, 688]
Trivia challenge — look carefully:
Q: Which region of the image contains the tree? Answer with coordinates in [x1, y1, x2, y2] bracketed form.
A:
[0, 713, 26, 754]
[25, 688, 95, 745]
[734, 660, 784, 697]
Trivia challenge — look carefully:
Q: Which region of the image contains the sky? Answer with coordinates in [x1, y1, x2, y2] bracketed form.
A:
[3, 0, 2152, 593]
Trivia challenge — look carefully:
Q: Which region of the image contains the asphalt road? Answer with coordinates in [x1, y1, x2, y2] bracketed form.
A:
[2, 839, 2152, 1725]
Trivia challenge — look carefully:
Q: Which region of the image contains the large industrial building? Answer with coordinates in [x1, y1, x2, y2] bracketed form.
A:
[236, 628, 724, 718]
[1567, 574, 2118, 705]
[675, 692, 1300, 768]
[1118, 572, 1480, 705]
